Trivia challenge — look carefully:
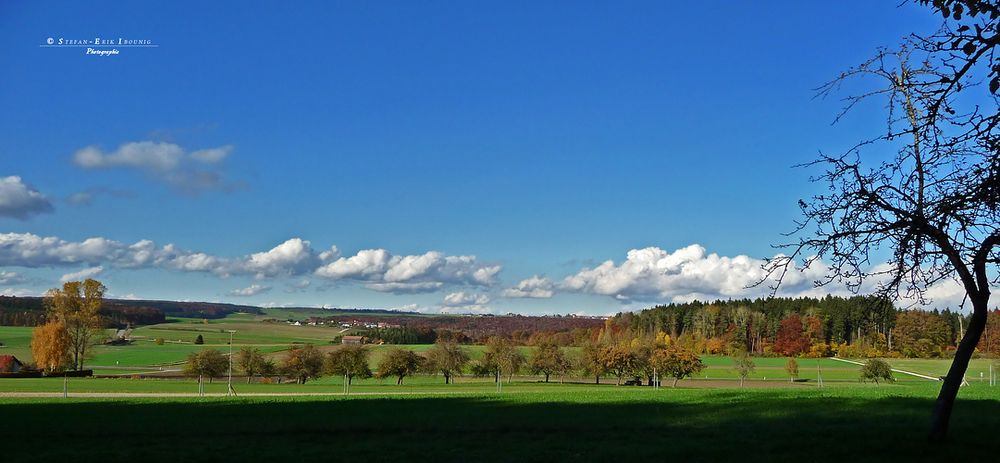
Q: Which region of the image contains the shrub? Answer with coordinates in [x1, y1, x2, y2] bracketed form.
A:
[860, 359, 894, 384]
[155, 338, 165, 345]
[785, 358, 799, 382]
[194, 335, 204, 345]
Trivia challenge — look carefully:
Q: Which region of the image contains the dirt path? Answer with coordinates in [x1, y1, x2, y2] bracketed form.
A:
[830, 357, 940, 381]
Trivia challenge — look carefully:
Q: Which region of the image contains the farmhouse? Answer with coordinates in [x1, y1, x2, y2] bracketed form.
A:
[341, 335, 365, 345]
[0, 355, 25, 373]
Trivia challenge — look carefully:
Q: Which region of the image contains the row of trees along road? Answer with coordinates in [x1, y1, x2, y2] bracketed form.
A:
[185, 337, 710, 388]
[762, 0, 1000, 440]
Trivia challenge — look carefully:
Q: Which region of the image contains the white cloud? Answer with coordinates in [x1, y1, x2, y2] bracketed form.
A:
[244, 238, 336, 278]
[560, 244, 832, 303]
[0, 176, 54, 220]
[315, 249, 391, 280]
[72, 141, 235, 192]
[229, 284, 271, 297]
[315, 249, 501, 294]
[60, 266, 104, 282]
[443, 291, 490, 306]
[0, 233, 123, 267]
[502, 275, 555, 298]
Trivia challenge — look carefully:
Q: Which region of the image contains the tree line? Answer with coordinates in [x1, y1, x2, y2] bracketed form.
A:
[610, 296, 999, 359]
[183, 336, 709, 389]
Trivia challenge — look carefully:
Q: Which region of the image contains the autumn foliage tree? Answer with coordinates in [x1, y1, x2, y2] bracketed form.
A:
[733, 351, 756, 387]
[786, 358, 800, 383]
[528, 341, 570, 383]
[183, 349, 228, 383]
[237, 346, 269, 383]
[580, 340, 609, 384]
[376, 348, 423, 385]
[30, 321, 71, 373]
[326, 344, 373, 385]
[423, 340, 469, 384]
[43, 279, 105, 371]
[281, 344, 324, 384]
[774, 314, 810, 356]
[480, 336, 526, 383]
[650, 345, 705, 387]
[600, 343, 640, 386]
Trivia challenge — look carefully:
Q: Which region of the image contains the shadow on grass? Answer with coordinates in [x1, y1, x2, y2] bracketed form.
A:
[2, 391, 997, 462]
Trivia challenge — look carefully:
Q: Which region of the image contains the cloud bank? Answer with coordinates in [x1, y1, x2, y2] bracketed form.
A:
[0, 232, 502, 296]
[315, 249, 501, 293]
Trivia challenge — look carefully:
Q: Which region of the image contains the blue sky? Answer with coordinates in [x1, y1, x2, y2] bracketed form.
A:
[0, 1, 950, 314]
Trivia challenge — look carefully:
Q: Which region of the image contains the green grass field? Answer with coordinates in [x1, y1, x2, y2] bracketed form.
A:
[5, 318, 1000, 389]
[5, 318, 1000, 461]
[1, 383, 999, 461]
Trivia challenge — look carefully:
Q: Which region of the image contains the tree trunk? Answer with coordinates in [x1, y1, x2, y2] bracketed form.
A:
[247, 375, 252, 384]
[929, 297, 988, 441]
[348, 375, 353, 385]
[544, 373, 549, 383]
[445, 374, 450, 384]
[672, 377, 678, 388]
[397, 376, 403, 385]
[595, 375, 600, 385]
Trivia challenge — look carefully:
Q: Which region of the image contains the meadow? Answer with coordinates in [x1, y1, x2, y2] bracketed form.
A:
[4, 312, 1000, 461]
[4, 311, 1000, 391]
[1, 383, 999, 462]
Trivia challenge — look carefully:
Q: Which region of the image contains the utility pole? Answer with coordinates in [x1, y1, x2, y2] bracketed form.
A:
[817, 360, 823, 388]
[227, 330, 236, 397]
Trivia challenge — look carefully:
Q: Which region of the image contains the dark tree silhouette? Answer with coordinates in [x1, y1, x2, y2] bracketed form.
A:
[764, 0, 998, 441]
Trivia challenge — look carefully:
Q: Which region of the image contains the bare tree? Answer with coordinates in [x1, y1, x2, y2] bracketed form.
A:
[764, 0, 998, 441]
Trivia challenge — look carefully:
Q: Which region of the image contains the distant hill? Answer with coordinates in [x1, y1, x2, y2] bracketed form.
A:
[0, 297, 606, 342]
[0, 296, 263, 326]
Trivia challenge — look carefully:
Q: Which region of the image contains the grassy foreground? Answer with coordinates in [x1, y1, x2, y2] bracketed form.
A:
[2, 383, 999, 462]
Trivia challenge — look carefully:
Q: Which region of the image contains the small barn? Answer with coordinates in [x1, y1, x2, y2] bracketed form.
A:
[341, 335, 365, 345]
[0, 355, 25, 373]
